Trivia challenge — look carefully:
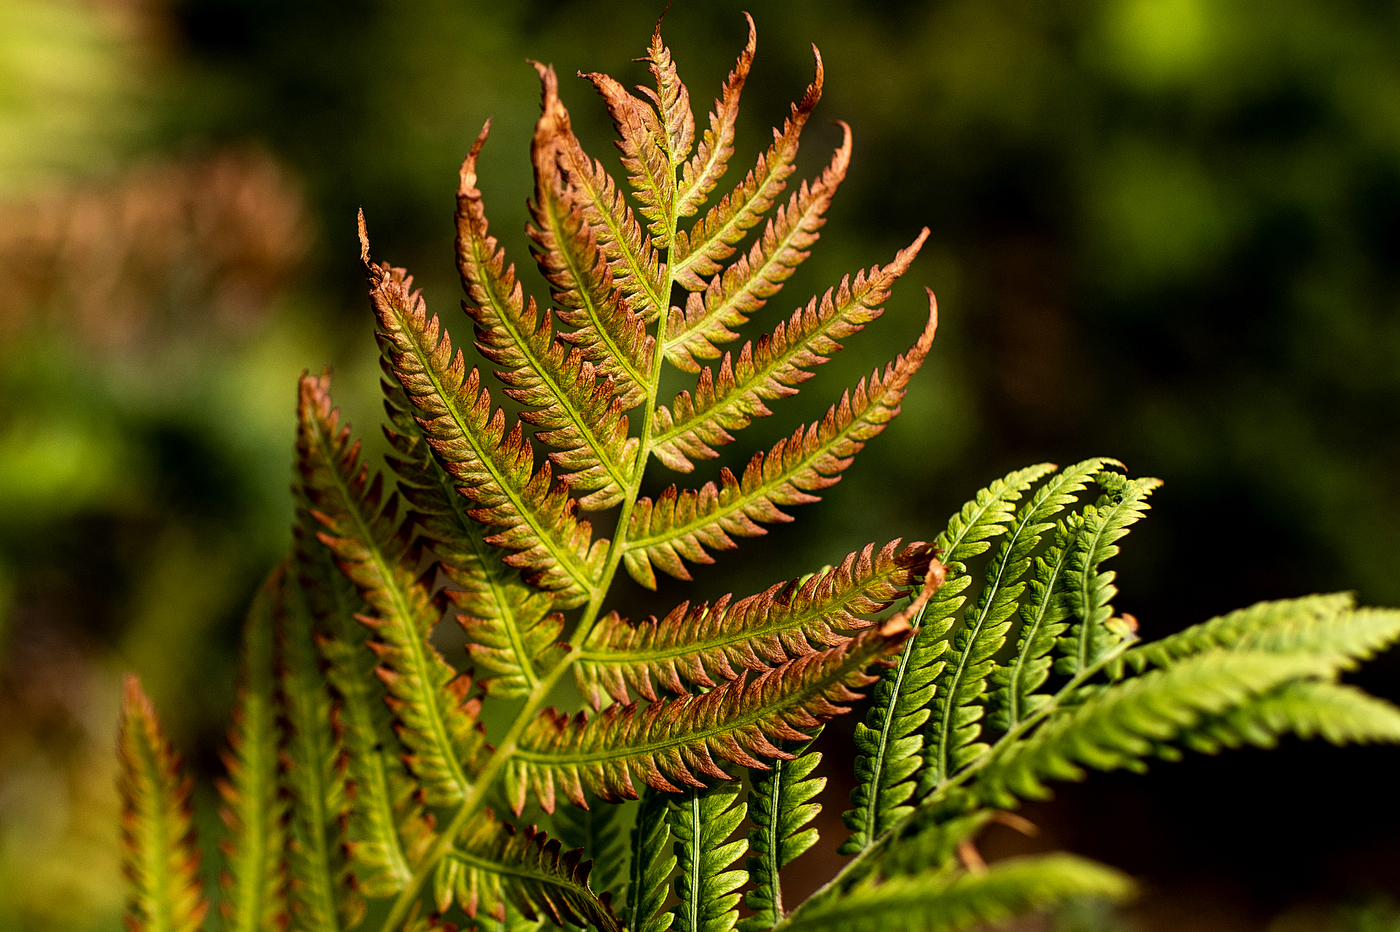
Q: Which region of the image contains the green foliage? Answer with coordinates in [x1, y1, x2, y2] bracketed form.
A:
[111, 19, 1400, 932]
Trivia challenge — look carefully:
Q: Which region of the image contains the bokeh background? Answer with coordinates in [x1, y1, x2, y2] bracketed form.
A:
[4, 0, 1400, 929]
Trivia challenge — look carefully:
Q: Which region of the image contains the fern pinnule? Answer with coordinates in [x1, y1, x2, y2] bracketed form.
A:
[653, 228, 929, 473]
[118, 674, 208, 932]
[742, 742, 825, 932]
[670, 783, 749, 932]
[664, 120, 855, 373]
[575, 539, 935, 708]
[218, 568, 289, 932]
[625, 298, 939, 588]
[296, 370, 485, 808]
[625, 790, 676, 932]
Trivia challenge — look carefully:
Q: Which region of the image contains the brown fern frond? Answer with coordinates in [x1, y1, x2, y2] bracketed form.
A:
[669, 46, 824, 287]
[296, 371, 487, 807]
[654, 231, 930, 472]
[456, 124, 639, 508]
[363, 230, 608, 603]
[624, 297, 939, 588]
[575, 539, 935, 707]
[675, 14, 756, 220]
[118, 675, 208, 932]
[665, 123, 855, 371]
[508, 620, 912, 812]
[581, 62, 676, 248]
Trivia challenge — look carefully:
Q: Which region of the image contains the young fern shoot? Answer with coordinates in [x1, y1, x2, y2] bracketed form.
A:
[116, 18, 1400, 932]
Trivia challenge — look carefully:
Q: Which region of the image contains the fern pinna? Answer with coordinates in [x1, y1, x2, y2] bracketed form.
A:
[117, 18, 1400, 932]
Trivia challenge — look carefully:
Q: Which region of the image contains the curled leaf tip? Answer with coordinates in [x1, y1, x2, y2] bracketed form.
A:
[924, 284, 939, 334]
[357, 208, 370, 264]
[459, 119, 492, 195]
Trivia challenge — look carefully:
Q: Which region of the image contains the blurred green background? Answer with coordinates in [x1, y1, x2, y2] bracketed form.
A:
[3, 0, 1400, 929]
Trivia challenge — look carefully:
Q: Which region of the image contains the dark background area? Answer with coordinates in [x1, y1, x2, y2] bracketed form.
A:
[2, 0, 1400, 929]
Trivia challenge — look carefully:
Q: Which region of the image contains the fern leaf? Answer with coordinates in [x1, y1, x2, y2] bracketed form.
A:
[664, 128, 861, 373]
[1120, 594, 1400, 672]
[654, 233, 928, 471]
[1058, 474, 1160, 674]
[974, 651, 1345, 808]
[380, 351, 568, 700]
[1182, 680, 1400, 753]
[296, 371, 485, 808]
[455, 123, 640, 508]
[670, 49, 823, 283]
[218, 568, 288, 932]
[508, 622, 912, 811]
[643, 24, 695, 197]
[675, 15, 755, 220]
[552, 793, 630, 896]
[671, 783, 749, 932]
[436, 809, 621, 932]
[292, 520, 421, 897]
[278, 570, 362, 932]
[840, 560, 948, 856]
[363, 227, 608, 603]
[118, 675, 208, 932]
[577, 539, 934, 707]
[625, 300, 938, 588]
[625, 790, 676, 932]
[530, 66, 655, 411]
[741, 742, 825, 932]
[925, 460, 1109, 792]
[779, 854, 1132, 932]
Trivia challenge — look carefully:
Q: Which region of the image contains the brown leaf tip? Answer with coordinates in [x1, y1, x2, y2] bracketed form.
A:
[458, 118, 493, 196]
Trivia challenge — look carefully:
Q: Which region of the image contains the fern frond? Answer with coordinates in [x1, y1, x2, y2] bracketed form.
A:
[1120, 594, 1400, 672]
[1181, 680, 1400, 753]
[509, 622, 912, 811]
[296, 371, 484, 807]
[552, 793, 630, 896]
[118, 675, 207, 932]
[779, 855, 1132, 932]
[278, 571, 362, 932]
[1058, 474, 1160, 674]
[974, 651, 1345, 808]
[625, 790, 676, 932]
[741, 742, 825, 932]
[663, 128, 861, 374]
[924, 460, 1109, 792]
[292, 520, 420, 897]
[577, 539, 934, 707]
[654, 233, 928, 472]
[455, 122, 640, 509]
[670, 49, 823, 284]
[625, 300, 938, 588]
[643, 23, 695, 202]
[380, 350, 568, 700]
[531, 66, 655, 412]
[671, 783, 749, 932]
[218, 568, 288, 932]
[362, 232, 607, 605]
[841, 561, 948, 856]
[436, 810, 621, 932]
[675, 15, 755, 220]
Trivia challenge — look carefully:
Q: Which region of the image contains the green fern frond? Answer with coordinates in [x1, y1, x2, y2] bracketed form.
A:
[1058, 474, 1160, 674]
[742, 742, 825, 932]
[576, 539, 934, 707]
[436, 810, 620, 932]
[279, 570, 362, 932]
[118, 675, 208, 932]
[362, 230, 607, 605]
[379, 345, 568, 701]
[669, 47, 823, 284]
[663, 124, 857, 373]
[653, 232, 928, 472]
[671, 783, 749, 932]
[779, 855, 1132, 932]
[924, 460, 1109, 792]
[974, 651, 1345, 808]
[295, 371, 485, 808]
[218, 567, 288, 932]
[625, 302, 938, 588]
[456, 120, 641, 509]
[1181, 680, 1400, 753]
[625, 790, 676, 932]
[675, 15, 755, 221]
[551, 793, 630, 896]
[509, 623, 911, 811]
